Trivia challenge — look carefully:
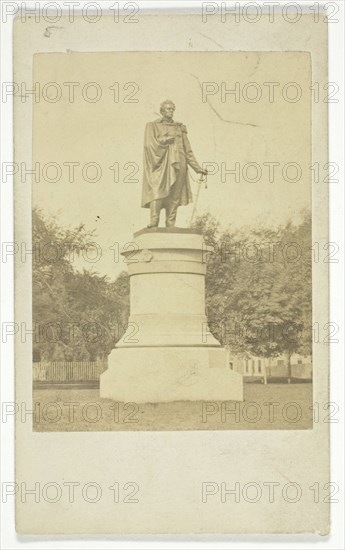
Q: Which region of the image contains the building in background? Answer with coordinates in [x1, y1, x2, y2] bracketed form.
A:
[228, 353, 312, 383]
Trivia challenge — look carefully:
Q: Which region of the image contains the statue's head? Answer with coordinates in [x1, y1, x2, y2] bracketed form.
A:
[160, 100, 175, 120]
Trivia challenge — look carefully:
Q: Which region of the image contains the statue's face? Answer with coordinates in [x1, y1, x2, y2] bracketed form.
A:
[162, 104, 175, 120]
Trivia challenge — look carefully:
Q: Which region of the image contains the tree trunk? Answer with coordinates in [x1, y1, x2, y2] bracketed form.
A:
[287, 351, 292, 384]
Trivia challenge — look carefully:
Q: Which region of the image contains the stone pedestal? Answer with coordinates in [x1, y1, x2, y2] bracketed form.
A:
[100, 228, 243, 402]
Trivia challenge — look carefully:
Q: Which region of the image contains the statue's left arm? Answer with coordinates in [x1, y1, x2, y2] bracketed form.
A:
[181, 125, 203, 173]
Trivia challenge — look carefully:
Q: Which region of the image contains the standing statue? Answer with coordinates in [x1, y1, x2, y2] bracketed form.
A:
[142, 100, 208, 228]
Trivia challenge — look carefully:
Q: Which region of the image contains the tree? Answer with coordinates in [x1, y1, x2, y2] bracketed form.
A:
[32, 208, 130, 361]
[193, 211, 312, 380]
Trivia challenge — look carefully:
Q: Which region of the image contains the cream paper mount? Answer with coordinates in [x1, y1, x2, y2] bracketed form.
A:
[14, 12, 329, 535]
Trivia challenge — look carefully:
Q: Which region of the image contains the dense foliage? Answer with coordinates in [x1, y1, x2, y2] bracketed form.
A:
[33, 208, 129, 361]
[193, 211, 312, 378]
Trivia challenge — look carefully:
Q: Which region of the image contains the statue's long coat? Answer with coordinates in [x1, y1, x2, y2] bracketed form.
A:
[141, 118, 202, 208]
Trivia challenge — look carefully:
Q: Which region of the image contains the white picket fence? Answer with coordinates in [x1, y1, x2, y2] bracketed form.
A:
[33, 361, 108, 382]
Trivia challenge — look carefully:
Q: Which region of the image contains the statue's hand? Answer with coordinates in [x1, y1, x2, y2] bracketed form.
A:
[199, 169, 208, 176]
[165, 136, 175, 144]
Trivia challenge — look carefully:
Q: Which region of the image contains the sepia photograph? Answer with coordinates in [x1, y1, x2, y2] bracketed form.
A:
[31, 50, 314, 431]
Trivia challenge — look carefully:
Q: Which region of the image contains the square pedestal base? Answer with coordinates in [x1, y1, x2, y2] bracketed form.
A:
[100, 347, 243, 403]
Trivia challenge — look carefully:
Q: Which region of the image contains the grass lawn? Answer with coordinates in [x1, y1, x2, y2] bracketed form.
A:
[32, 383, 313, 431]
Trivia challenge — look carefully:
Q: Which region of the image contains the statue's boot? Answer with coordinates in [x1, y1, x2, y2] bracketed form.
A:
[147, 199, 163, 228]
[165, 199, 179, 227]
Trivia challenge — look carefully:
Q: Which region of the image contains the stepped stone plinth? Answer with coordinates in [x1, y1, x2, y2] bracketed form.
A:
[100, 228, 243, 403]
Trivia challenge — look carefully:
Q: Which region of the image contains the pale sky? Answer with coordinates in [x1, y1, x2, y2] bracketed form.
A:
[33, 51, 311, 279]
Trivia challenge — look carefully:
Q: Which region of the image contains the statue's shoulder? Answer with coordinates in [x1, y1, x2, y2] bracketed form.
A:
[146, 119, 162, 130]
[176, 121, 188, 133]
[145, 120, 160, 135]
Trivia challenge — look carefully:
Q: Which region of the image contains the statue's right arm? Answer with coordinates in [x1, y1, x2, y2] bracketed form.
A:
[144, 122, 170, 151]
[144, 123, 168, 170]
[145, 122, 170, 147]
